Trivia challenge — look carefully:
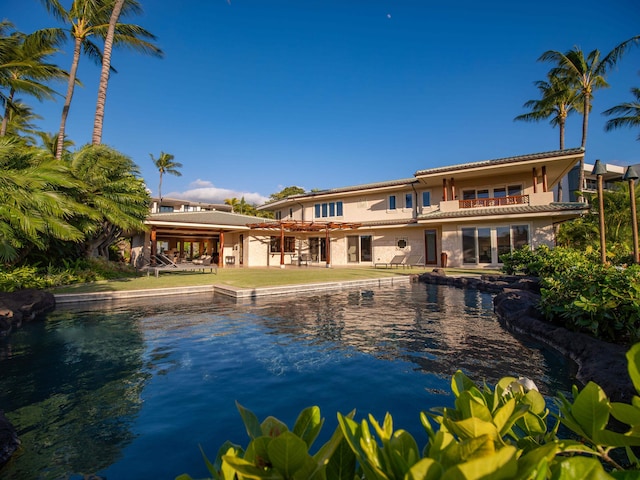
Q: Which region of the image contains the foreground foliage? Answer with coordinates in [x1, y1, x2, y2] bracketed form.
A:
[178, 344, 640, 480]
[501, 245, 640, 345]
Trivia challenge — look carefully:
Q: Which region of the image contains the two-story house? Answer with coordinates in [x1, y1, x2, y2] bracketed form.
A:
[137, 148, 588, 269]
[253, 148, 588, 268]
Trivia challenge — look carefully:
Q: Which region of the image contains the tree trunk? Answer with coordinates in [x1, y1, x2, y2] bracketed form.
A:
[577, 93, 590, 203]
[56, 36, 82, 160]
[0, 88, 15, 136]
[92, 0, 125, 145]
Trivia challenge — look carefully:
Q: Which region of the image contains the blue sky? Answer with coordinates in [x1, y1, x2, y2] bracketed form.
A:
[4, 0, 640, 205]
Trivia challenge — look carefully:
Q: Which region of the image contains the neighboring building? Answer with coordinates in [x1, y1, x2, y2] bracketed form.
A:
[556, 163, 628, 202]
[134, 148, 589, 269]
[150, 197, 232, 214]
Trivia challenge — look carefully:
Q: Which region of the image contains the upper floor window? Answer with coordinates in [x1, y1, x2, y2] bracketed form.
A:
[275, 211, 282, 220]
[159, 206, 174, 212]
[388, 195, 397, 210]
[289, 208, 293, 218]
[422, 191, 431, 207]
[405, 193, 413, 209]
[314, 201, 344, 218]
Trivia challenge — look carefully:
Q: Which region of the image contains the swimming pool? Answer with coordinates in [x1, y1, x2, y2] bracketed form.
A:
[0, 282, 575, 479]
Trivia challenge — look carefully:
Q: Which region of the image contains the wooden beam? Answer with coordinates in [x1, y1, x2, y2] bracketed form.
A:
[542, 166, 548, 192]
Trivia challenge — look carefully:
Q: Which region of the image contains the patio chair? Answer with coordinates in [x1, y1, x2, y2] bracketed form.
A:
[374, 254, 406, 268]
[405, 254, 425, 268]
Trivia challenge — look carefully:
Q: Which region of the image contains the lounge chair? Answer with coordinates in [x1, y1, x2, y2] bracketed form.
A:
[405, 254, 425, 268]
[374, 254, 406, 268]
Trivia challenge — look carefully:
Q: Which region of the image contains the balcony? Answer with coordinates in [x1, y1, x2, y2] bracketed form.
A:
[459, 195, 529, 209]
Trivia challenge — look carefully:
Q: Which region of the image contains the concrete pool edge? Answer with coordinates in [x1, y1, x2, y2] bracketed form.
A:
[53, 275, 413, 304]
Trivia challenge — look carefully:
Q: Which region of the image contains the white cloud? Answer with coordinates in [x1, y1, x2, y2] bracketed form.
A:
[166, 184, 269, 206]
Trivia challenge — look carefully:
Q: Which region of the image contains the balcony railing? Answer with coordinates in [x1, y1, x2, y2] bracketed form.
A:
[459, 194, 529, 209]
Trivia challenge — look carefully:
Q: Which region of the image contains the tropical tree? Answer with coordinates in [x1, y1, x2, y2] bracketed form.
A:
[603, 85, 640, 141]
[269, 185, 305, 201]
[35, 130, 75, 157]
[91, 0, 162, 145]
[539, 36, 640, 201]
[0, 137, 89, 264]
[1, 101, 43, 143]
[68, 144, 149, 258]
[0, 25, 67, 136]
[515, 73, 580, 150]
[150, 150, 182, 202]
[39, 0, 162, 159]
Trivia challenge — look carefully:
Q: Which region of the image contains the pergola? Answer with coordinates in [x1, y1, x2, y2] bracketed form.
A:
[246, 220, 361, 266]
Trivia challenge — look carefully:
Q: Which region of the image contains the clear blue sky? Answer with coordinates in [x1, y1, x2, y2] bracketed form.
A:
[4, 0, 640, 205]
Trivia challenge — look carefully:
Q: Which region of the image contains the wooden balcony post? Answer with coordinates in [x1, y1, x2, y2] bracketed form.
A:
[450, 177, 456, 200]
[150, 227, 157, 266]
[442, 178, 448, 201]
[542, 166, 548, 192]
[280, 224, 285, 266]
[532, 168, 538, 193]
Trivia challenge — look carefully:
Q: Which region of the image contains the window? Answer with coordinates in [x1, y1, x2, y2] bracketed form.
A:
[508, 185, 522, 196]
[275, 211, 282, 220]
[493, 187, 506, 198]
[270, 236, 295, 253]
[422, 191, 431, 207]
[389, 195, 397, 210]
[288, 208, 293, 218]
[314, 201, 344, 219]
[462, 225, 530, 264]
[347, 235, 372, 263]
[477, 189, 489, 199]
[405, 193, 413, 209]
[462, 228, 476, 263]
[396, 237, 408, 249]
[512, 225, 529, 249]
[159, 206, 174, 212]
[462, 190, 476, 200]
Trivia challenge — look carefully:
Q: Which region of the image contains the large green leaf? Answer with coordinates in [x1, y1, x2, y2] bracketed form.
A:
[222, 455, 284, 479]
[610, 402, 640, 427]
[515, 443, 559, 480]
[267, 431, 310, 477]
[441, 445, 518, 480]
[245, 437, 272, 467]
[325, 437, 357, 480]
[262, 416, 289, 438]
[405, 458, 443, 480]
[292, 406, 323, 449]
[452, 371, 477, 398]
[550, 456, 612, 480]
[568, 382, 611, 438]
[446, 417, 500, 442]
[626, 343, 640, 394]
[236, 401, 263, 440]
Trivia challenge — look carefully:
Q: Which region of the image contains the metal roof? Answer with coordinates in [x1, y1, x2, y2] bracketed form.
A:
[417, 202, 589, 220]
[146, 210, 273, 228]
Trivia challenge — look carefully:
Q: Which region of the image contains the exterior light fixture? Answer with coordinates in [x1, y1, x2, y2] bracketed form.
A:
[623, 165, 640, 264]
[591, 159, 607, 264]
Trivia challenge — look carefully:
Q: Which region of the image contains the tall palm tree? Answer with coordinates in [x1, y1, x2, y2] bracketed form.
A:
[150, 151, 182, 203]
[39, 0, 161, 159]
[91, 0, 162, 145]
[539, 36, 640, 201]
[35, 130, 75, 157]
[515, 73, 580, 150]
[603, 86, 640, 141]
[0, 26, 67, 136]
[2, 100, 43, 144]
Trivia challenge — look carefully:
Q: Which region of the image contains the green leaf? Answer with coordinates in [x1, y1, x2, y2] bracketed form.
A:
[493, 397, 516, 434]
[610, 402, 640, 427]
[550, 456, 612, 480]
[262, 416, 289, 438]
[325, 437, 357, 480]
[245, 437, 272, 468]
[610, 470, 640, 479]
[627, 343, 640, 395]
[222, 455, 284, 479]
[404, 458, 443, 480]
[515, 443, 559, 480]
[446, 417, 500, 442]
[569, 382, 611, 438]
[442, 445, 518, 480]
[267, 431, 310, 477]
[452, 371, 477, 397]
[292, 406, 324, 449]
[236, 401, 263, 440]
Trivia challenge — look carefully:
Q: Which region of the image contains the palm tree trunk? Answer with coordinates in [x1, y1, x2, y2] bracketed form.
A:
[576, 94, 590, 203]
[0, 88, 15, 136]
[56, 36, 82, 160]
[158, 172, 163, 203]
[92, 0, 125, 145]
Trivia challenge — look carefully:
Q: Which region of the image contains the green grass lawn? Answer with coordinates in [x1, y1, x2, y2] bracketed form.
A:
[51, 266, 501, 294]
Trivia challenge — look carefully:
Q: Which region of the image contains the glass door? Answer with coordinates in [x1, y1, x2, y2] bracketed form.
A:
[424, 229, 437, 265]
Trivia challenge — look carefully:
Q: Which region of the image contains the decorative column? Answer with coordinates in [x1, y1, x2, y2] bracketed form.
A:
[532, 168, 538, 194]
[219, 231, 224, 268]
[542, 166, 548, 192]
[150, 227, 157, 266]
[325, 227, 331, 267]
[442, 178, 448, 201]
[450, 177, 456, 200]
[624, 165, 640, 264]
[592, 160, 607, 264]
[280, 224, 285, 268]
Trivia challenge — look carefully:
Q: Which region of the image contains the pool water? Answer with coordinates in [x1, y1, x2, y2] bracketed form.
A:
[0, 283, 575, 479]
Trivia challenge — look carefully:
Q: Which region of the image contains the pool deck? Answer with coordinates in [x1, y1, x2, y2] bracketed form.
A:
[54, 275, 413, 304]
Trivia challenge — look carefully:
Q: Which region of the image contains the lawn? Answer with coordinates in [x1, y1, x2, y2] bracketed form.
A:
[51, 266, 501, 294]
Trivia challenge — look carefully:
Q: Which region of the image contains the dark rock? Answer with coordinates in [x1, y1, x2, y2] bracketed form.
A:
[0, 289, 55, 336]
[0, 410, 19, 467]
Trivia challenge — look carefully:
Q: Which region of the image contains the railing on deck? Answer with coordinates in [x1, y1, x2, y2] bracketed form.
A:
[458, 194, 529, 209]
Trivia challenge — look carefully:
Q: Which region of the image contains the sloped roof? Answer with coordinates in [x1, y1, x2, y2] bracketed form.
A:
[146, 210, 274, 228]
[417, 202, 589, 221]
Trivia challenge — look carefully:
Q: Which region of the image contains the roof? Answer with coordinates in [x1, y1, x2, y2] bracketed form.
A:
[414, 148, 585, 177]
[146, 210, 272, 229]
[417, 202, 589, 221]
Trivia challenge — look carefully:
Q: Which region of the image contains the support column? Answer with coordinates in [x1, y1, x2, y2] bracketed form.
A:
[442, 178, 448, 201]
[450, 177, 456, 200]
[532, 168, 538, 193]
[325, 227, 331, 267]
[150, 227, 157, 266]
[219, 231, 224, 268]
[542, 166, 548, 192]
[280, 224, 285, 267]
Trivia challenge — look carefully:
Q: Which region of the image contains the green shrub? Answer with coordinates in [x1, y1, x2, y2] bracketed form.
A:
[178, 344, 640, 479]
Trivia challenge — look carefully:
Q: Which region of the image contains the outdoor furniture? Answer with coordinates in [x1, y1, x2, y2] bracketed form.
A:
[298, 253, 311, 266]
[404, 254, 425, 268]
[374, 254, 406, 268]
[147, 262, 217, 277]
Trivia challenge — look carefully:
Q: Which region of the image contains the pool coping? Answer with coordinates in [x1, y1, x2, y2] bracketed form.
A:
[53, 275, 413, 304]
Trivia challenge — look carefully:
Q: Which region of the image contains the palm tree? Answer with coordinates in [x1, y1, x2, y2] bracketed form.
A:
[603, 85, 640, 141]
[224, 197, 240, 212]
[0, 25, 66, 136]
[150, 151, 182, 203]
[539, 36, 640, 201]
[515, 73, 580, 150]
[91, 0, 162, 145]
[39, 0, 161, 159]
[35, 130, 75, 157]
[0, 137, 88, 263]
